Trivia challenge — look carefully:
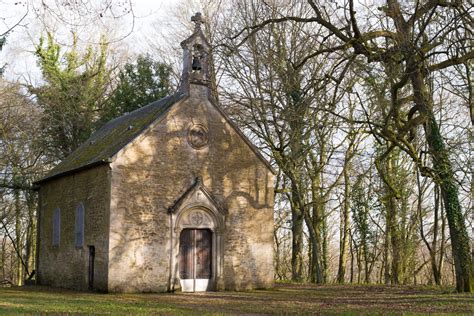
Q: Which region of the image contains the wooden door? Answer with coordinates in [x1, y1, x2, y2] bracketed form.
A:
[179, 229, 194, 279]
[195, 229, 212, 279]
[179, 229, 212, 291]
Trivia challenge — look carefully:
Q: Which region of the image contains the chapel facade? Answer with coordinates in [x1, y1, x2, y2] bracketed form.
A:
[34, 13, 275, 293]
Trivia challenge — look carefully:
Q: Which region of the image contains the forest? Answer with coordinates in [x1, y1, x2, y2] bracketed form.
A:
[0, 0, 472, 294]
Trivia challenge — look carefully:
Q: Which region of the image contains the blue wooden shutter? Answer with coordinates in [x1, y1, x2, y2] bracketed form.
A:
[52, 208, 60, 246]
[75, 203, 85, 248]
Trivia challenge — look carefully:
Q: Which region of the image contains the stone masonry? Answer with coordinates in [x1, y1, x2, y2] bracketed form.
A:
[36, 165, 111, 291]
[35, 13, 275, 293]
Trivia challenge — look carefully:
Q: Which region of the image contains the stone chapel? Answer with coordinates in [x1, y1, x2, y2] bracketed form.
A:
[34, 13, 275, 293]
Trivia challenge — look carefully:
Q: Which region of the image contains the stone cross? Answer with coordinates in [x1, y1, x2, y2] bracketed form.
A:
[191, 12, 204, 30]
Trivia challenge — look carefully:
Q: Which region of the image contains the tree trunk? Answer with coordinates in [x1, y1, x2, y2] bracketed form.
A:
[411, 71, 472, 292]
[432, 185, 442, 285]
[385, 155, 401, 285]
[427, 115, 471, 292]
[383, 217, 391, 284]
[303, 211, 323, 283]
[309, 175, 324, 283]
[318, 149, 328, 283]
[322, 214, 328, 283]
[1, 238, 5, 280]
[291, 202, 304, 282]
[349, 231, 355, 283]
[363, 235, 370, 283]
[356, 242, 362, 283]
[337, 163, 351, 283]
[439, 196, 446, 284]
[274, 226, 282, 280]
[15, 190, 23, 286]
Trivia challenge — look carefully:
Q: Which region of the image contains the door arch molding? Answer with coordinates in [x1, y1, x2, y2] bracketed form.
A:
[175, 204, 222, 232]
[168, 177, 226, 292]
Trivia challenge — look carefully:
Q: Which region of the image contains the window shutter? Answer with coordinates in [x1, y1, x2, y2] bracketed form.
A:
[52, 208, 60, 246]
[75, 203, 85, 248]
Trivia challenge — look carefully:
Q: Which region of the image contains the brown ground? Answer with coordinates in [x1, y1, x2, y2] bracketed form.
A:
[0, 283, 472, 315]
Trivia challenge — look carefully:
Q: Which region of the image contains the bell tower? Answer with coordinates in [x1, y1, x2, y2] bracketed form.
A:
[179, 12, 211, 97]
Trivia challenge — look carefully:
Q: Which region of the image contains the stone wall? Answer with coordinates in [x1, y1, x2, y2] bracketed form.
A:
[108, 84, 274, 292]
[37, 164, 111, 291]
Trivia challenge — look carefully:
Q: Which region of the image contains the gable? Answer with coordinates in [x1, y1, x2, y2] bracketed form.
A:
[36, 86, 274, 186]
[169, 177, 227, 216]
[109, 89, 275, 175]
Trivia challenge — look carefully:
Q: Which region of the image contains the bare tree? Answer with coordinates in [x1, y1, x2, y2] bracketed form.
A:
[0, 79, 43, 284]
[230, 0, 472, 292]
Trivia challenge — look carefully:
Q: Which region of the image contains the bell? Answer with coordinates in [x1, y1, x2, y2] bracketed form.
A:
[192, 56, 202, 71]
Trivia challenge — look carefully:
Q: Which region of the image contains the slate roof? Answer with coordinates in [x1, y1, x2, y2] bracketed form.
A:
[35, 93, 185, 184]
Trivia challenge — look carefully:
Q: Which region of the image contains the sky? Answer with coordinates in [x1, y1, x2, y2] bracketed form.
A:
[0, 0, 188, 82]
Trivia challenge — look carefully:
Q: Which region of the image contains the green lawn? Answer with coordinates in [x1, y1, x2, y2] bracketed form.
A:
[0, 283, 472, 315]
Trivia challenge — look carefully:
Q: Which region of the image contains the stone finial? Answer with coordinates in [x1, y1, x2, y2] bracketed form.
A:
[191, 12, 204, 31]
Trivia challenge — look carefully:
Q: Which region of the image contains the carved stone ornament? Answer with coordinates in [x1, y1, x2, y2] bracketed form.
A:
[191, 211, 204, 225]
[187, 124, 209, 149]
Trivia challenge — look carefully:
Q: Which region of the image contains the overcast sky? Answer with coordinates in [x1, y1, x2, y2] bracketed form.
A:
[0, 0, 189, 82]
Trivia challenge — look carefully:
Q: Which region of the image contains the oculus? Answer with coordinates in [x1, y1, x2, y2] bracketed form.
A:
[187, 124, 209, 149]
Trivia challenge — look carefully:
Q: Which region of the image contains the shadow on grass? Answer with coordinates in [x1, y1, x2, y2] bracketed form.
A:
[0, 284, 472, 315]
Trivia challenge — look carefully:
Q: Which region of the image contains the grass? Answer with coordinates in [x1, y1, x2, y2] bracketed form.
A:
[0, 283, 472, 315]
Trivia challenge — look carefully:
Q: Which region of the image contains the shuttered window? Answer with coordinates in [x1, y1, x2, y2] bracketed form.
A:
[75, 203, 85, 248]
[52, 208, 60, 246]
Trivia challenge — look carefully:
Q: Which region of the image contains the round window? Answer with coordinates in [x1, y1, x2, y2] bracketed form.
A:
[187, 124, 209, 149]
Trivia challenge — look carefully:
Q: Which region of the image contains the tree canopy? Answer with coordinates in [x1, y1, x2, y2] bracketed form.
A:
[100, 54, 172, 124]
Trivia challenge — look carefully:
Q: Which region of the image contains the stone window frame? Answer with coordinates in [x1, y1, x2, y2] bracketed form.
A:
[52, 207, 61, 247]
[75, 202, 85, 248]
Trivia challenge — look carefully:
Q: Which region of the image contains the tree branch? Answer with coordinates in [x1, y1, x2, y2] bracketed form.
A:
[428, 50, 474, 72]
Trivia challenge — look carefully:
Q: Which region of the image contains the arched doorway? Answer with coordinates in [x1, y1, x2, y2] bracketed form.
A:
[179, 228, 212, 292]
[168, 177, 227, 292]
[174, 206, 223, 292]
